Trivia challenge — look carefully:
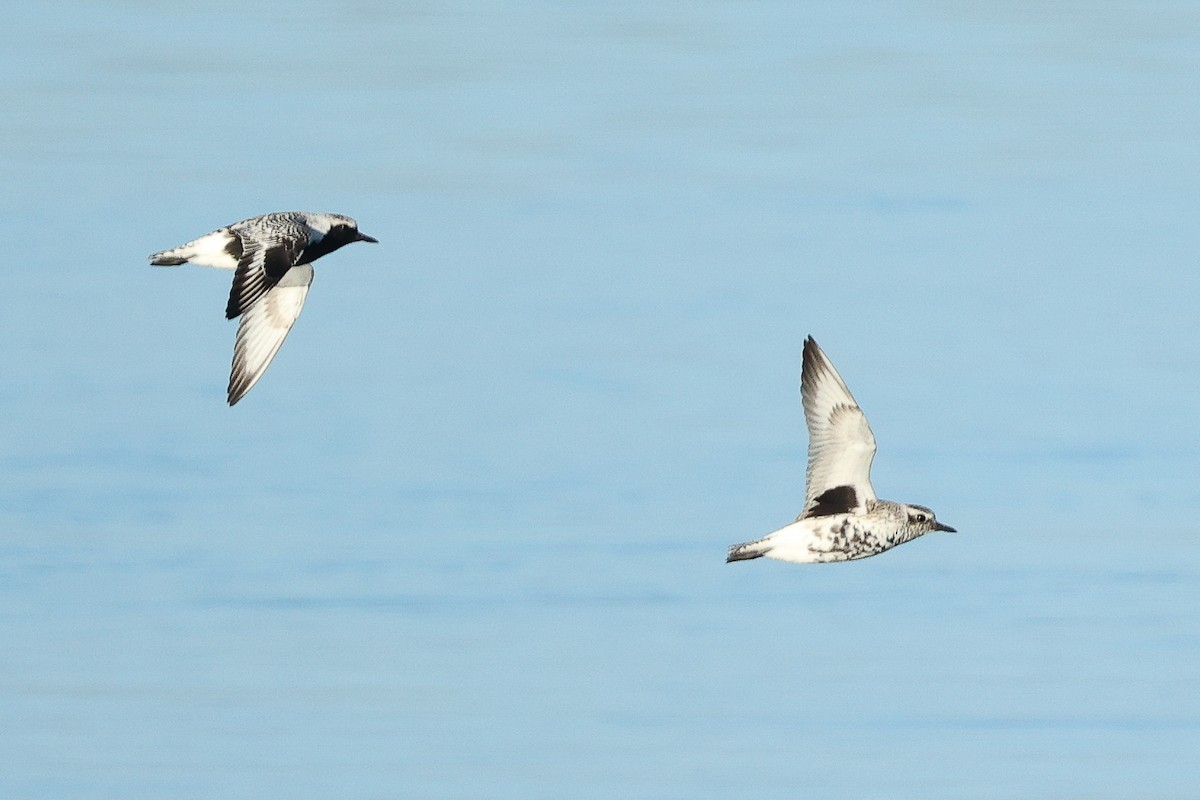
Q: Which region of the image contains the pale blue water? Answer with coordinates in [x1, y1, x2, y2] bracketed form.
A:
[1, 2, 1198, 798]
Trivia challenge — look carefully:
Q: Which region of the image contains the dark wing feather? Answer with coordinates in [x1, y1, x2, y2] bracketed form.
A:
[226, 264, 314, 405]
[798, 337, 878, 518]
[224, 221, 307, 320]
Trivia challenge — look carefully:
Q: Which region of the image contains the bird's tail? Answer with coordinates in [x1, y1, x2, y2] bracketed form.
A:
[148, 229, 239, 269]
[726, 538, 769, 563]
[149, 249, 188, 266]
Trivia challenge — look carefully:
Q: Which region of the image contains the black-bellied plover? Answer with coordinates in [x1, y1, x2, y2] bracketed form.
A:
[150, 212, 377, 405]
[727, 336, 955, 564]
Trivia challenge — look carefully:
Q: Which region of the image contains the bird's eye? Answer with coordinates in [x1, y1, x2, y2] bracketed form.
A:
[914, 513, 927, 523]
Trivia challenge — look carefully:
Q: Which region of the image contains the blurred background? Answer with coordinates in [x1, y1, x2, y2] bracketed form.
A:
[1, 2, 1197, 797]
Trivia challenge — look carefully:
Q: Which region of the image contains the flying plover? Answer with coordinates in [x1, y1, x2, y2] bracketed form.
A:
[727, 336, 955, 564]
[150, 211, 377, 405]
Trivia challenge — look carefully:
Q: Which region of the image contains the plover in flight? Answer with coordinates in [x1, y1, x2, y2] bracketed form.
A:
[727, 336, 955, 564]
[150, 211, 377, 405]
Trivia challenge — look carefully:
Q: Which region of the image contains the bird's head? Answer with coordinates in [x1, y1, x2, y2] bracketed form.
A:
[903, 503, 956, 534]
[323, 214, 377, 246]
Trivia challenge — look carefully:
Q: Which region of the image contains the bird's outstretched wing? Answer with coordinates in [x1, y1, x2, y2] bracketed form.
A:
[798, 336, 878, 518]
[224, 216, 309, 320]
[227, 264, 314, 406]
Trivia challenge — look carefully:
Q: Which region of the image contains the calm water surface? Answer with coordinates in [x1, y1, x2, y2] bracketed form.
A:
[1, 2, 1197, 798]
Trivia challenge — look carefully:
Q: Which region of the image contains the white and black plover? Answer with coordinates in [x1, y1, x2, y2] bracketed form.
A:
[727, 336, 955, 564]
[149, 211, 377, 405]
